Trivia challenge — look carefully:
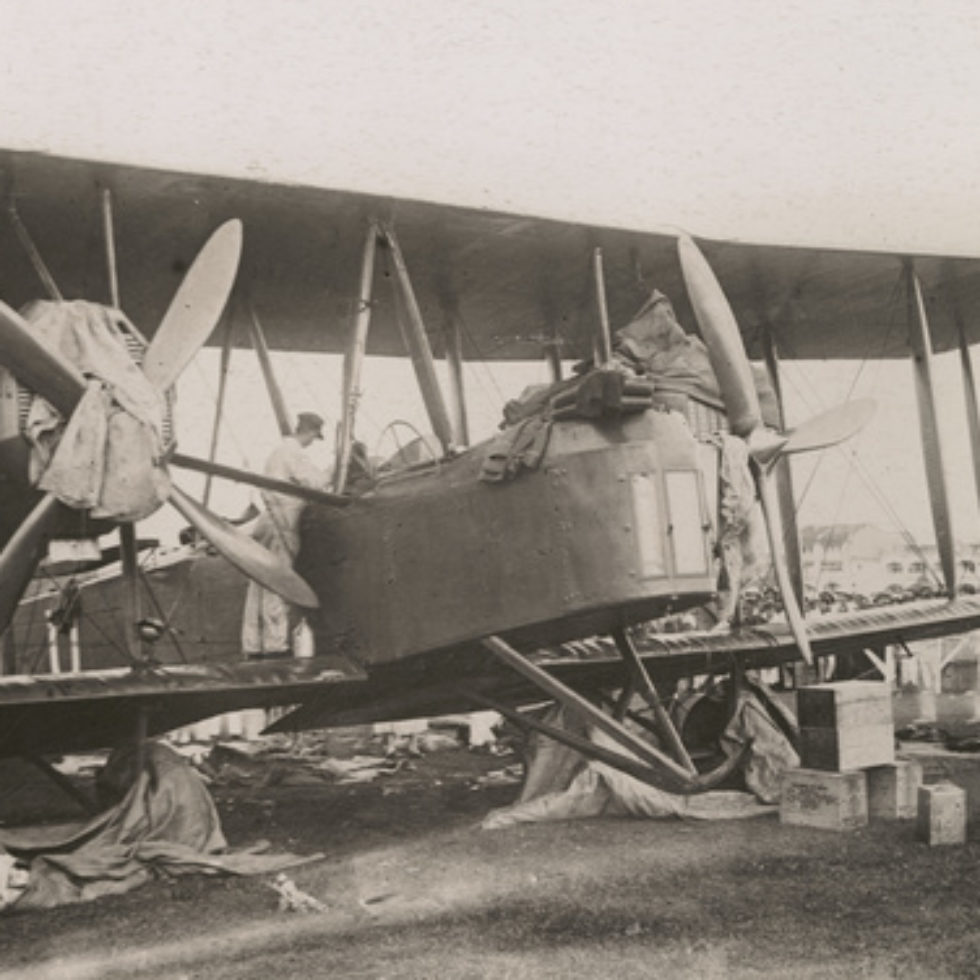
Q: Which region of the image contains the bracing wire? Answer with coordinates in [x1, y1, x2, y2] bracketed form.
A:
[777, 271, 944, 587]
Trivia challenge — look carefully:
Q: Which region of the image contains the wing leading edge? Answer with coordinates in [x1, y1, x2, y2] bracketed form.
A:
[268, 595, 980, 731]
[2, 596, 978, 757]
[2, 148, 979, 363]
[0, 656, 365, 758]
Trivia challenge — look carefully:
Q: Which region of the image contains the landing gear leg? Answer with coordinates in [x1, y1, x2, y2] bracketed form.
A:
[472, 634, 748, 795]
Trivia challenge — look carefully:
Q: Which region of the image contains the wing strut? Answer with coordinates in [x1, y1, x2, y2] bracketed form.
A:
[954, 310, 980, 518]
[119, 522, 148, 666]
[7, 200, 62, 300]
[760, 326, 804, 610]
[592, 247, 613, 365]
[100, 187, 121, 308]
[335, 220, 379, 492]
[247, 302, 293, 437]
[906, 260, 957, 596]
[443, 312, 470, 447]
[203, 313, 235, 508]
[381, 226, 456, 454]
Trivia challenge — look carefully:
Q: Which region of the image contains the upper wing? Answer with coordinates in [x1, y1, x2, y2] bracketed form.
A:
[3, 148, 979, 363]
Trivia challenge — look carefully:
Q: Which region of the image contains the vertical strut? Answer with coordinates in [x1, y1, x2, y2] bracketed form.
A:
[203, 313, 235, 508]
[760, 326, 804, 609]
[119, 522, 144, 665]
[101, 187, 120, 308]
[612, 679, 636, 722]
[906, 261, 957, 595]
[247, 303, 292, 437]
[611, 628, 697, 774]
[335, 221, 378, 491]
[382, 226, 455, 453]
[544, 336, 563, 384]
[443, 314, 470, 446]
[592, 247, 613, 365]
[955, 311, 980, 513]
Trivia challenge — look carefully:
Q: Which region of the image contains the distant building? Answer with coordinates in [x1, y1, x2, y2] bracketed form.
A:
[799, 524, 979, 597]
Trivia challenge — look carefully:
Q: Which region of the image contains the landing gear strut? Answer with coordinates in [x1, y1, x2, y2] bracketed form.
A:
[467, 633, 748, 795]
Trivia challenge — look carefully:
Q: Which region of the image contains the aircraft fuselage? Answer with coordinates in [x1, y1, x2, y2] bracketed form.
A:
[298, 409, 716, 666]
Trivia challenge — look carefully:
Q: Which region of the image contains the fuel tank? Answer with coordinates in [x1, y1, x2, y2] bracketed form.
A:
[297, 408, 716, 665]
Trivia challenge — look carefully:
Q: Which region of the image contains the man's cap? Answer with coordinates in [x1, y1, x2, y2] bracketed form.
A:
[296, 412, 325, 439]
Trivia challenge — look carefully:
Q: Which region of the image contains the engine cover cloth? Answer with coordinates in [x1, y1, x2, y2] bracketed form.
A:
[21, 300, 170, 521]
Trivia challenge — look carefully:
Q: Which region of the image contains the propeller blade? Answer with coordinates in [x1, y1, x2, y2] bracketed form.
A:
[0, 302, 86, 417]
[0, 493, 62, 629]
[167, 484, 318, 608]
[781, 399, 876, 458]
[754, 466, 813, 665]
[169, 452, 351, 508]
[142, 220, 243, 392]
[677, 235, 761, 437]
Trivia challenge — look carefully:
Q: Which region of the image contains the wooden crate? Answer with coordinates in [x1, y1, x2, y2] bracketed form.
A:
[780, 768, 868, 831]
[798, 681, 895, 772]
[917, 782, 967, 845]
[867, 760, 923, 820]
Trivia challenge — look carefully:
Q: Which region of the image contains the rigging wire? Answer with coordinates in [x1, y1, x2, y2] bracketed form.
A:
[187, 356, 255, 466]
[33, 565, 129, 666]
[782, 361, 942, 585]
[776, 273, 945, 588]
[456, 310, 511, 414]
[15, 583, 45, 674]
[789, 270, 902, 512]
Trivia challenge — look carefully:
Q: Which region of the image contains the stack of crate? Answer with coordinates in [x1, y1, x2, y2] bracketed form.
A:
[780, 680, 922, 831]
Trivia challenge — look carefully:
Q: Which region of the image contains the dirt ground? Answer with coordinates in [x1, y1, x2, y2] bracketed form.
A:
[2, 738, 980, 980]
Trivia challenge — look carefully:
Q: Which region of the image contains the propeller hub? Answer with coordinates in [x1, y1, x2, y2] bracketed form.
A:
[746, 427, 788, 468]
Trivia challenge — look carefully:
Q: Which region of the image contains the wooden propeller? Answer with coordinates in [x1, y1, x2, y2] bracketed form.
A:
[0, 220, 319, 624]
[678, 235, 875, 665]
[142, 220, 243, 391]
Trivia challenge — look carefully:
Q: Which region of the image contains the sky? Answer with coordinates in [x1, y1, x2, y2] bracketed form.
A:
[3, 0, 980, 548]
[4, 1, 980, 252]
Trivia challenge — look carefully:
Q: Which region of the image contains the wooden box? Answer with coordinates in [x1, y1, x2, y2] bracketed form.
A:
[867, 760, 923, 820]
[779, 768, 868, 831]
[917, 782, 967, 845]
[798, 681, 895, 772]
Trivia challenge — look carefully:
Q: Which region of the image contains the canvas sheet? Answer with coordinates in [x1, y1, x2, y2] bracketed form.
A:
[0, 743, 317, 909]
[482, 686, 798, 829]
[21, 299, 170, 522]
[613, 290, 780, 425]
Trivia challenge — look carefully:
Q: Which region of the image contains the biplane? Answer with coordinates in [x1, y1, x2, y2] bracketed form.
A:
[2, 147, 980, 799]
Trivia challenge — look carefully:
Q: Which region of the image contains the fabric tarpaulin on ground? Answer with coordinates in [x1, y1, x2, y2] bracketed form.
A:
[0, 743, 319, 909]
[482, 685, 798, 829]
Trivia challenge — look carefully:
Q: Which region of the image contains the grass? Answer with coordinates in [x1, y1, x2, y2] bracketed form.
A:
[5, 748, 980, 978]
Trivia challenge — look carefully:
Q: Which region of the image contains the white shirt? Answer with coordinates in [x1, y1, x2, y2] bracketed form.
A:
[261, 436, 331, 533]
